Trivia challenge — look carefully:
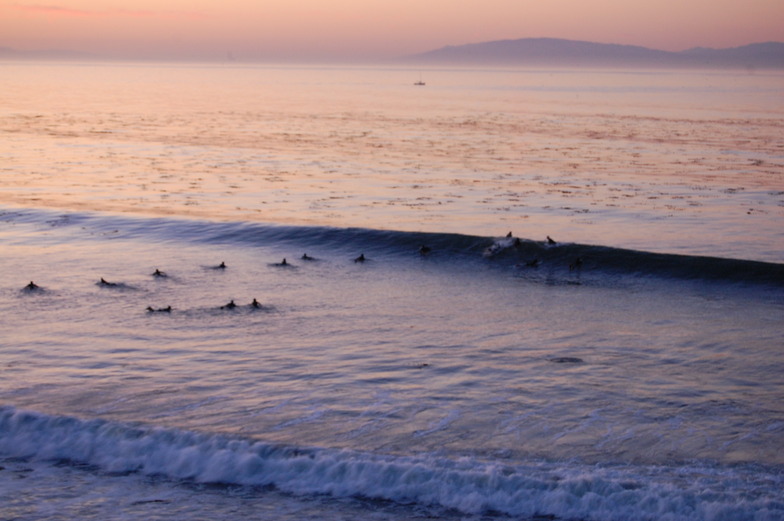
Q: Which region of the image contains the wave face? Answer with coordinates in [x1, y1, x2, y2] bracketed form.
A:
[2, 406, 782, 521]
[4, 207, 783, 287]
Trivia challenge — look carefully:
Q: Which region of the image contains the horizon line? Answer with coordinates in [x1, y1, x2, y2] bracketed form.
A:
[3, 36, 783, 64]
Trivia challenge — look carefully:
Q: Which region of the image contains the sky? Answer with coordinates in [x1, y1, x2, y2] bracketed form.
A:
[2, 0, 783, 62]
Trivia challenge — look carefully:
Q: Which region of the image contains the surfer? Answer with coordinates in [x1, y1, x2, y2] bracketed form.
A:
[146, 305, 171, 313]
[99, 277, 117, 287]
[24, 281, 40, 290]
[301, 253, 315, 261]
[354, 253, 366, 263]
[419, 245, 432, 255]
[274, 258, 289, 267]
[547, 236, 557, 245]
[211, 261, 227, 270]
[569, 257, 584, 271]
[251, 298, 261, 308]
[221, 300, 237, 309]
[152, 268, 166, 277]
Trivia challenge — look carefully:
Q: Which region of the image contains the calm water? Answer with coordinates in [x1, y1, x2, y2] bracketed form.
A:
[1, 62, 783, 521]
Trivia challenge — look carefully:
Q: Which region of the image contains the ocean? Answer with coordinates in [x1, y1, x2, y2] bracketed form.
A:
[0, 61, 783, 521]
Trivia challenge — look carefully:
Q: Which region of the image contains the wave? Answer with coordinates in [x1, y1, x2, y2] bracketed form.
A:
[1, 406, 782, 521]
[3, 206, 783, 287]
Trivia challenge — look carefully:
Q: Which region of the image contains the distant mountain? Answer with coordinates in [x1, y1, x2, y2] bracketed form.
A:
[678, 42, 784, 68]
[404, 38, 784, 69]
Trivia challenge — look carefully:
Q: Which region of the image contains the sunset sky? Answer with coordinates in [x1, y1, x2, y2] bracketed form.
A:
[2, 0, 783, 61]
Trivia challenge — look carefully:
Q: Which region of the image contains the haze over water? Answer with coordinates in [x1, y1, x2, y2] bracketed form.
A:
[1, 61, 783, 521]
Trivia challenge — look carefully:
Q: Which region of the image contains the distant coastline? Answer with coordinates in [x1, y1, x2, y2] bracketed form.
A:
[2, 38, 783, 69]
[402, 38, 784, 70]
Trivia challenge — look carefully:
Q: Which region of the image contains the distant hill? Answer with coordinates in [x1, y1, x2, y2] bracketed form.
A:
[678, 42, 784, 68]
[404, 38, 784, 69]
[2, 39, 782, 68]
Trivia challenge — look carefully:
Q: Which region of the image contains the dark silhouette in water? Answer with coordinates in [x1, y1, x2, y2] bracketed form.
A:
[251, 298, 261, 308]
[301, 253, 315, 261]
[146, 305, 172, 313]
[506, 231, 513, 238]
[515, 258, 540, 269]
[152, 268, 167, 277]
[273, 258, 291, 267]
[99, 277, 117, 287]
[419, 245, 432, 255]
[569, 257, 584, 271]
[354, 253, 366, 263]
[24, 281, 40, 291]
[210, 262, 227, 270]
[221, 300, 237, 310]
[549, 357, 583, 364]
[547, 236, 557, 245]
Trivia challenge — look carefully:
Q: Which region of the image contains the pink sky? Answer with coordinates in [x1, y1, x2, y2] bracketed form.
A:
[2, 0, 783, 61]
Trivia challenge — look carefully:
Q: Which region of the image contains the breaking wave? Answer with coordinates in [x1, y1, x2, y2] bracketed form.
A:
[1, 406, 782, 521]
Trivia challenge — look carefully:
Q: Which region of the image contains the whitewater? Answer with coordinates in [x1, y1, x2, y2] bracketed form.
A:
[1, 62, 783, 521]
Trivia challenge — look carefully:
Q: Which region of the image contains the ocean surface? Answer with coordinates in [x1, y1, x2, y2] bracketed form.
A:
[1, 61, 783, 521]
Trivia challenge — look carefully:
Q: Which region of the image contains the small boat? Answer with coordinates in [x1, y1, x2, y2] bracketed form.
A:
[414, 73, 426, 86]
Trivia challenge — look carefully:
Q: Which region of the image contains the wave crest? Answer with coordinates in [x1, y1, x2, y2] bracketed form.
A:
[2, 406, 782, 521]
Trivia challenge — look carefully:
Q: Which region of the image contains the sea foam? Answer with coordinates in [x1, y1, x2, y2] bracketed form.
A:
[2, 406, 782, 521]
